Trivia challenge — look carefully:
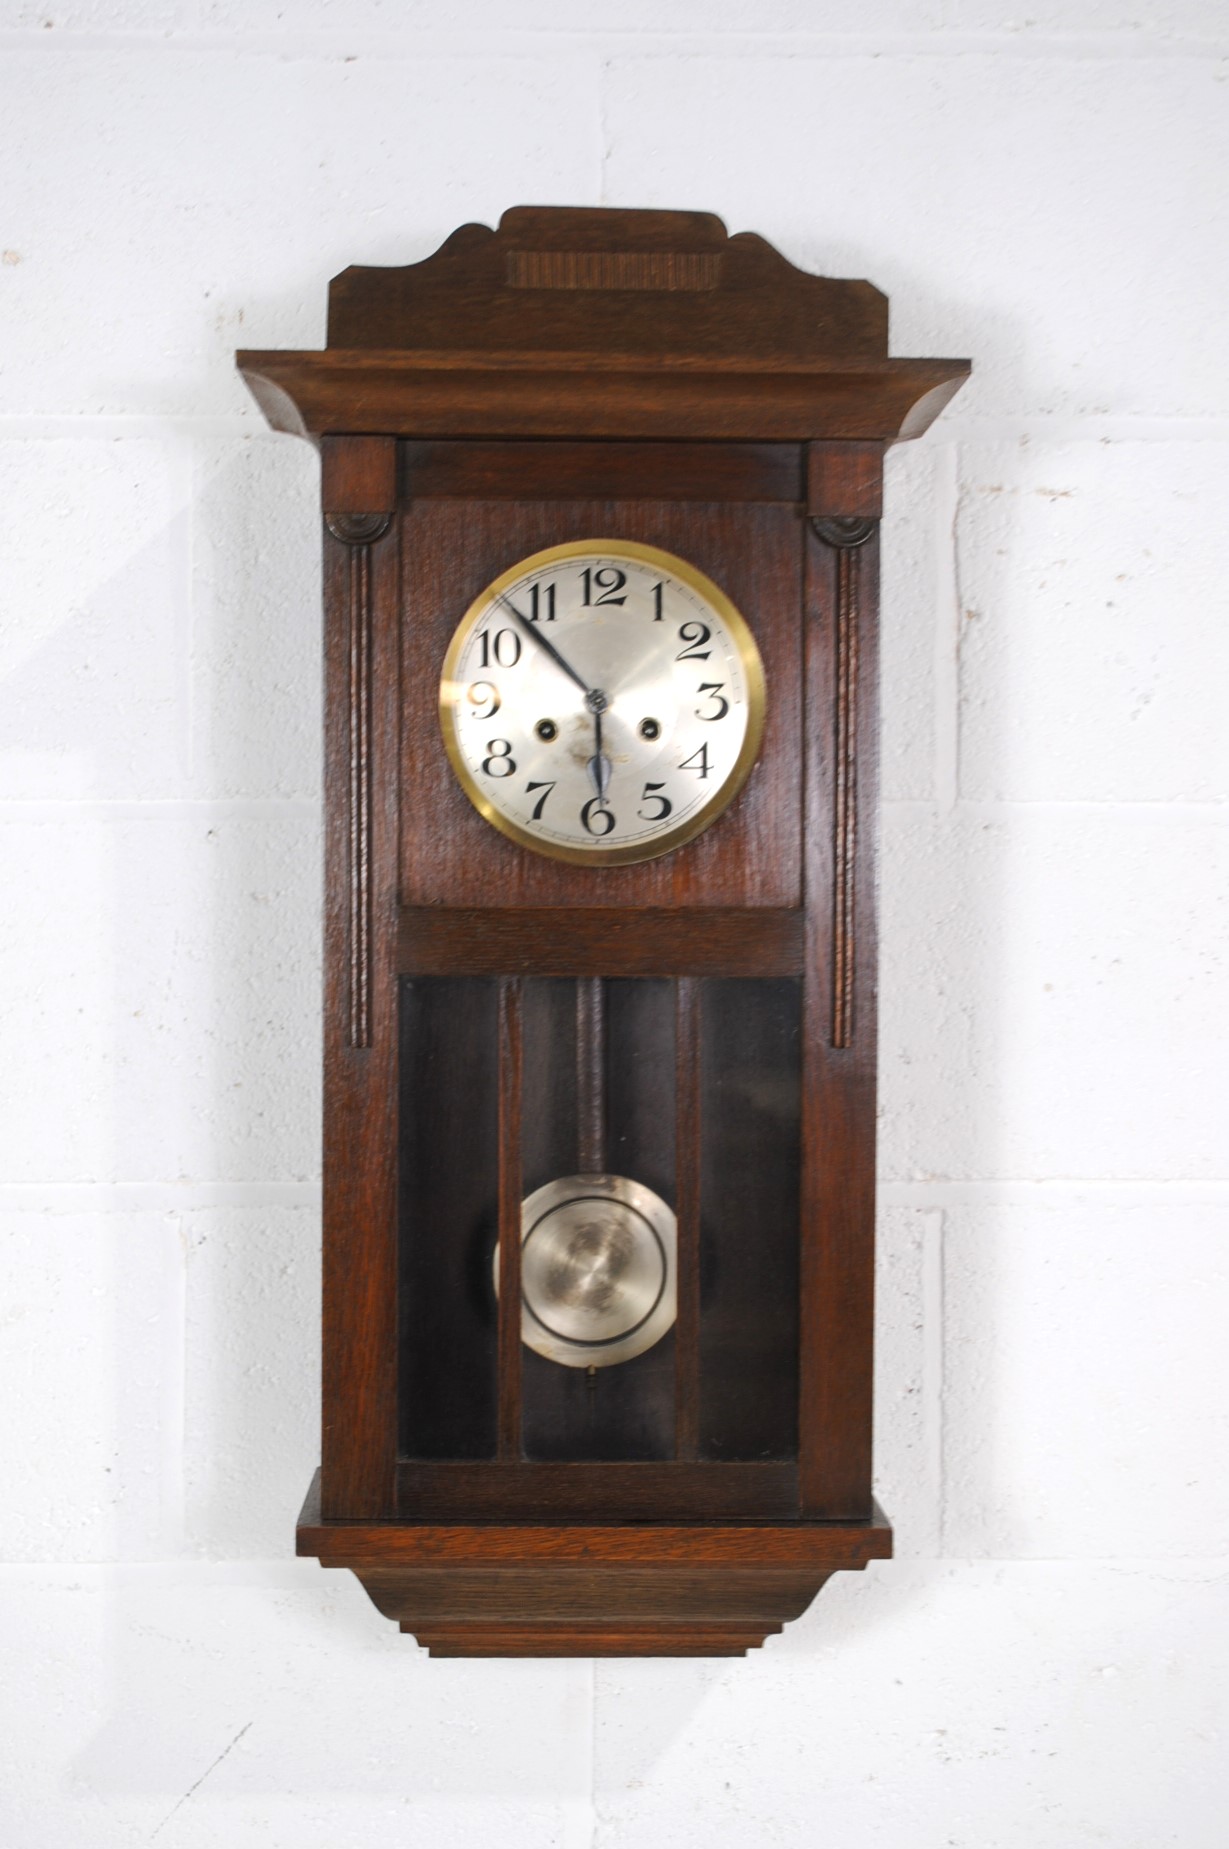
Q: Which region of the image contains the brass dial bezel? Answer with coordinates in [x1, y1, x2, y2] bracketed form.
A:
[439, 538, 767, 867]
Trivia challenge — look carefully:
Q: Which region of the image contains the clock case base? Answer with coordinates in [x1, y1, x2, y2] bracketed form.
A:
[297, 1473, 891, 1657]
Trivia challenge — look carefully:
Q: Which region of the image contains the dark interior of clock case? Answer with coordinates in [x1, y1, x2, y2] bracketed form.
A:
[397, 974, 800, 1469]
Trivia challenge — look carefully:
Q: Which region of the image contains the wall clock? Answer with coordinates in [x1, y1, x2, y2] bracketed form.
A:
[239, 206, 968, 1656]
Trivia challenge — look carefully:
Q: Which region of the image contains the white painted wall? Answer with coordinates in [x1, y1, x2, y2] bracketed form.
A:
[1, 4, 1226, 1843]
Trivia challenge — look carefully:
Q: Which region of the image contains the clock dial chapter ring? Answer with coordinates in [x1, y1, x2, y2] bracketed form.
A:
[492, 1173, 677, 1369]
[438, 539, 766, 867]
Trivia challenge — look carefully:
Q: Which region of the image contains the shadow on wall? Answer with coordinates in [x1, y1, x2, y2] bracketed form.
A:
[866, 267, 1026, 1577]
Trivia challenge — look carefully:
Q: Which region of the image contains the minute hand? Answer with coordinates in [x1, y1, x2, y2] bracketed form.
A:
[498, 595, 593, 699]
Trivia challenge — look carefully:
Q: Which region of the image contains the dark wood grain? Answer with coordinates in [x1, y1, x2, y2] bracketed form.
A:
[298, 1461, 887, 1654]
[322, 434, 397, 514]
[320, 489, 401, 1520]
[812, 518, 878, 1049]
[798, 514, 882, 1519]
[298, 1471, 892, 1567]
[326, 208, 889, 360]
[402, 440, 802, 504]
[240, 349, 969, 445]
[401, 1623, 781, 1658]
[345, 538, 373, 1048]
[363, 1567, 823, 1622]
[806, 440, 884, 518]
[241, 210, 967, 445]
[397, 906, 804, 976]
[362, 1562, 828, 1655]
[396, 1460, 796, 1522]
[240, 209, 967, 447]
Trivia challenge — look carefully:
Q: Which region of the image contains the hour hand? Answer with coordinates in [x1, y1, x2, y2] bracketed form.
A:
[587, 751, 613, 802]
[587, 707, 613, 803]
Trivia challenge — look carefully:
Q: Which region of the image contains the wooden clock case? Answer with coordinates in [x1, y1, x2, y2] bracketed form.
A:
[238, 207, 968, 1657]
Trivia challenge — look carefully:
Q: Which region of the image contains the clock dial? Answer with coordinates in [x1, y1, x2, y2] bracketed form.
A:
[439, 539, 765, 866]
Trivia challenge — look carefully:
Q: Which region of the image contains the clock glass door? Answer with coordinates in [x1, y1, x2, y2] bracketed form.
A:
[396, 973, 801, 1488]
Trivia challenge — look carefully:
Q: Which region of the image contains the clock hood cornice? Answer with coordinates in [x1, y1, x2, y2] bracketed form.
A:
[238, 206, 969, 444]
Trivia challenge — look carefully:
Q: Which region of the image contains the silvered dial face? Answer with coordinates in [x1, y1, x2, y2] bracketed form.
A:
[440, 540, 765, 866]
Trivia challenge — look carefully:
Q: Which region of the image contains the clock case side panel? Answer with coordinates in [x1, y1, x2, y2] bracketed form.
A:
[800, 445, 884, 1521]
[319, 437, 401, 1520]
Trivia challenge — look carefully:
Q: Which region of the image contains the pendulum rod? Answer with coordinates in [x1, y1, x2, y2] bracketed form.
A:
[576, 976, 607, 1175]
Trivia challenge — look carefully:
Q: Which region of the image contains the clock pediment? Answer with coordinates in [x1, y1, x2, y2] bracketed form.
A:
[238, 204, 968, 443]
[326, 205, 889, 363]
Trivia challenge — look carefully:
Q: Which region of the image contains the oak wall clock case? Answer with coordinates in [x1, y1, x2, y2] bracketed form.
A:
[238, 207, 968, 1657]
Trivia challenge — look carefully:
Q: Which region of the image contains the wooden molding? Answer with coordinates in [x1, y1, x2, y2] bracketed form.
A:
[325, 206, 889, 359]
[240, 350, 969, 443]
[325, 511, 393, 545]
[811, 515, 878, 550]
[812, 516, 877, 1050]
[358, 1574, 831, 1657]
[333, 529, 378, 1047]
[240, 206, 967, 443]
[296, 1474, 890, 1657]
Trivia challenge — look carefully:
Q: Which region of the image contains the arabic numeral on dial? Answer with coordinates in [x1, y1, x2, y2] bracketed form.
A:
[476, 628, 522, 669]
[519, 581, 556, 622]
[580, 566, 627, 607]
[676, 621, 712, 661]
[638, 781, 672, 822]
[481, 739, 516, 778]
[651, 581, 665, 621]
[580, 798, 616, 837]
[466, 680, 500, 720]
[695, 681, 729, 720]
[679, 742, 711, 779]
[525, 779, 556, 820]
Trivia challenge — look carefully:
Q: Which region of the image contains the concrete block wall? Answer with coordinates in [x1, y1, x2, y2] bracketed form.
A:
[1, 4, 1225, 1843]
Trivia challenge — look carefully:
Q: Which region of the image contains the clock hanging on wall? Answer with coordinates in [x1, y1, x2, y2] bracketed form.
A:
[239, 207, 968, 1657]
